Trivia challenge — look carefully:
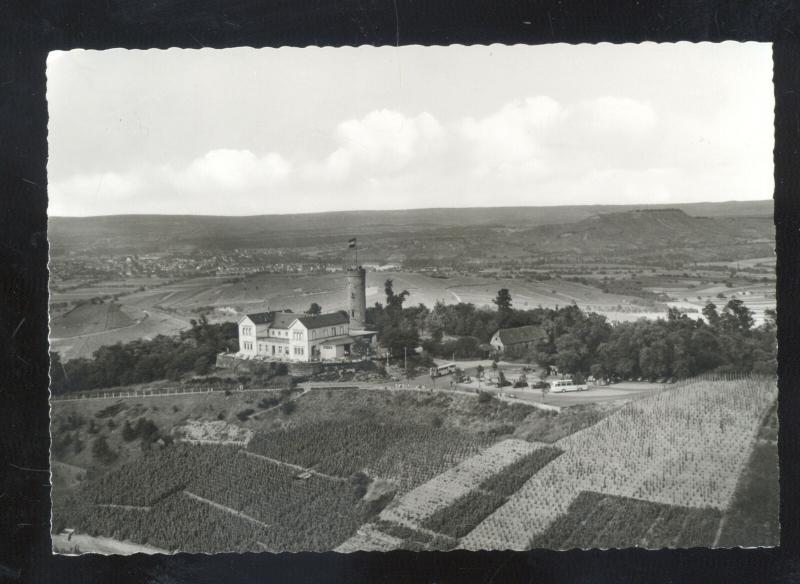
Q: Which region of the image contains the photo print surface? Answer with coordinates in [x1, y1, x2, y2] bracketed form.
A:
[47, 43, 777, 554]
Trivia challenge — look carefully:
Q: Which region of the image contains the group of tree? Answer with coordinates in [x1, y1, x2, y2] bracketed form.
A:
[367, 280, 429, 367]
[50, 316, 239, 394]
[515, 300, 774, 381]
[52, 280, 776, 394]
[366, 280, 775, 381]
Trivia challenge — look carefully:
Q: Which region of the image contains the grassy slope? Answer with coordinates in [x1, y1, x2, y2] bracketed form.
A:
[716, 402, 779, 547]
[530, 491, 721, 549]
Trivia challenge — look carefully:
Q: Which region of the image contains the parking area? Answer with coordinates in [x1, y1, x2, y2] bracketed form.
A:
[410, 360, 667, 406]
[478, 382, 666, 407]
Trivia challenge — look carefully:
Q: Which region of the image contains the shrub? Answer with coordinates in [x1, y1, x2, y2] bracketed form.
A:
[236, 408, 255, 421]
[258, 396, 280, 409]
[280, 401, 297, 416]
[91, 436, 118, 465]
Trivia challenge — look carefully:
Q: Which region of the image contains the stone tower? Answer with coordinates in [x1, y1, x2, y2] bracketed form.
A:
[346, 266, 367, 329]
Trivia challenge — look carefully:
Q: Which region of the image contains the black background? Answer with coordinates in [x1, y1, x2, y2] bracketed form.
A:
[2, 1, 800, 582]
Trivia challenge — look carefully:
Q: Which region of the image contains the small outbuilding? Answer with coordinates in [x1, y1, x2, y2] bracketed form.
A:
[489, 325, 547, 353]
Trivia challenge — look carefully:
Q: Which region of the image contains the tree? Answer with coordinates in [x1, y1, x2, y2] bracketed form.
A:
[721, 298, 754, 334]
[307, 302, 322, 315]
[702, 302, 721, 328]
[493, 288, 512, 312]
[497, 370, 510, 387]
[764, 308, 777, 329]
[493, 289, 513, 327]
[384, 279, 410, 311]
[50, 351, 67, 394]
[91, 435, 118, 464]
[350, 337, 371, 359]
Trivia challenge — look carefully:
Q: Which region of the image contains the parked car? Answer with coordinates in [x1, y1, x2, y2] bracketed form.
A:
[549, 379, 589, 393]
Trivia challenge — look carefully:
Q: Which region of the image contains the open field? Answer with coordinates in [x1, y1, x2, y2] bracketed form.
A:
[49, 302, 144, 339]
[50, 307, 190, 361]
[49, 263, 775, 361]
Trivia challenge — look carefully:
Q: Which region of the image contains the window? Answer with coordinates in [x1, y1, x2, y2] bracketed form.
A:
[294, 347, 304, 356]
[293, 330, 303, 341]
[242, 326, 252, 336]
[243, 341, 253, 351]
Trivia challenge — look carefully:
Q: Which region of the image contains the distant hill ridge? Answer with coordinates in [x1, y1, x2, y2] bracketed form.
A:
[523, 207, 773, 257]
[48, 200, 773, 256]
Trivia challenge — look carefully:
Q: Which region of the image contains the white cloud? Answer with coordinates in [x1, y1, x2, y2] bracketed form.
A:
[168, 149, 291, 191]
[321, 110, 445, 181]
[460, 96, 564, 178]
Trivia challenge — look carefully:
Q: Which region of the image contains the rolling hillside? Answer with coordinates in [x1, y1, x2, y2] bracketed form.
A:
[48, 200, 772, 257]
[518, 209, 774, 260]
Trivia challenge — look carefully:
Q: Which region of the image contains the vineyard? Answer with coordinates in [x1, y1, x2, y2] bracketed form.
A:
[379, 440, 558, 529]
[336, 440, 562, 551]
[530, 492, 721, 549]
[248, 420, 491, 491]
[187, 450, 368, 550]
[52, 375, 776, 552]
[53, 444, 373, 552]
[79, 444, 212, 507]
[459, 376, 777, 550]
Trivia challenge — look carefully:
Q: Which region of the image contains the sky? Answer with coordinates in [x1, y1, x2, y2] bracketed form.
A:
[46, 42, 774, 216]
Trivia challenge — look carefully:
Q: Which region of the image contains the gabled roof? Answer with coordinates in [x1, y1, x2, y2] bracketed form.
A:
[295, 312, 349, 330]
[245, 312, 274, 325]
[495, 325, 546, 346]
[271, 312, 298, 329]
[243, 311, 298, 328]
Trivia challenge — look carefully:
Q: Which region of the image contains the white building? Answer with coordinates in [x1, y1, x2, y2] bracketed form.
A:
[237, 263, 377, 363]
[238, 310, 377, 362]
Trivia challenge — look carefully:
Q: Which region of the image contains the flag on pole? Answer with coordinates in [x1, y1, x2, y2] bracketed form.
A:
[348, 238, 357, 249]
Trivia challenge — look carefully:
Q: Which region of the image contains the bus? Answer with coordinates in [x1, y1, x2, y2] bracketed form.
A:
[430, 363, 457, 378]
[549, 378, 589, 393]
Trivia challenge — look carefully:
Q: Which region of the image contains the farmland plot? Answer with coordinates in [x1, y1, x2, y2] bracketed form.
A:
[336, 440, 562, 551]
[55, 444, 371, 552]
[380, 439, 541, 525]
[530, 491, 721, 549]
[186, 449, 368, 551]
[459, 376, 776, 550]
[50, 302, 142, 339]
[248, 420, 491, 491]
[379, 439, 545, 528]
